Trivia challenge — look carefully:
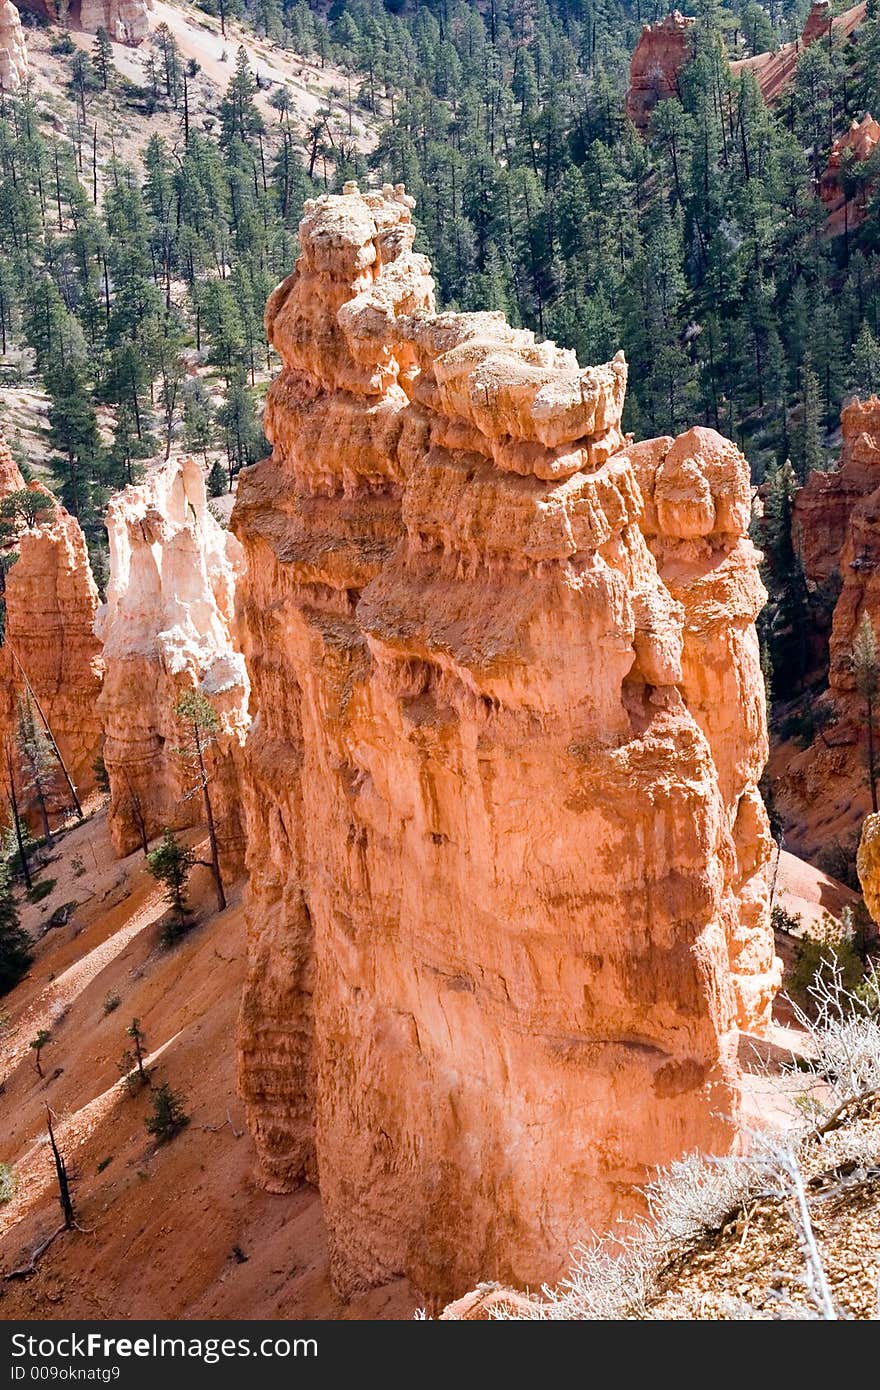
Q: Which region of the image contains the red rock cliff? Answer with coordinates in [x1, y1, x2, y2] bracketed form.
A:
[231, 185, 777, 1302]
[780, 397, 880, 854]
[731, 2, 867, 105]
[96, 457, 249, 873]
[0, 441, 103, 817]
[626, 11, 695, 132]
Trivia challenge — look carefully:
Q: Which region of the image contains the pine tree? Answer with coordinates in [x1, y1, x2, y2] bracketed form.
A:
[92, 28, 114, 91]
[16, 696, 58, 844]
[795, 358, 824, 482]
[174, 690, 226, 913]
[147, 829, 194, 936]
[145, 1082, 189, 1142]
[0, 858, 31, 996]
[850, 324, 880, 398]
[853, 612, 880, 814]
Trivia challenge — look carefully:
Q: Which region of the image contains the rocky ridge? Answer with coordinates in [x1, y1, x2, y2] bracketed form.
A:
[625, 11, 695, 132]
[16, 0, 150, 43]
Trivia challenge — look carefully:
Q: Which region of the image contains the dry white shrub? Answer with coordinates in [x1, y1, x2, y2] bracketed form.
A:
[786, 961, 880, 1106]
[492, 968, 880, 1321]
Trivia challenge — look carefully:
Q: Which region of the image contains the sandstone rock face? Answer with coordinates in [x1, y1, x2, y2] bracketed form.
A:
[0, 445, 103, 815]
[96, 457, 249, 873]
[628, 428, 780, 1030]
[820, 114, 880, 229]
[780, 398, 880, 855]
[231, 184, 776, 1302]
[17, 0, 149, 44]
[857, 812, 880, 924]
[626, 11, 695, 132]
[801, 0, 834, 45]
[0, 1, 27, 93]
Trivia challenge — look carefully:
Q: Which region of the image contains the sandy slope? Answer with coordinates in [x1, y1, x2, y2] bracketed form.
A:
[75, 0, 377, 149]
[0, 810, 416, 1319]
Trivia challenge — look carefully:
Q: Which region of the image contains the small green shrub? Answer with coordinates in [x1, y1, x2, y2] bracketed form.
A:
[792, 918, 865, 1003]
[0, 1162, 15, 1204]
[27, 878, 56, 904]
[92, 753, 111, 794]
[96, 1156, 113, 1173]
[771, 903, 803, 935]
[103, 991, 121, 1015]
[145, 1082, 189, 1143]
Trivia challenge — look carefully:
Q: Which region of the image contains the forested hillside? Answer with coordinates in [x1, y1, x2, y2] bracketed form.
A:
[0, 0, 879, 676]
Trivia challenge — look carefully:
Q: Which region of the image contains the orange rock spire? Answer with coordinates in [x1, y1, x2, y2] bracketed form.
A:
[95, 457, 250, 873]
[230, 183, 778, 1302]
[0, 444, 103, 816]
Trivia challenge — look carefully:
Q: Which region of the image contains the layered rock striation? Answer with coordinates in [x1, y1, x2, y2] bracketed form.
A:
[626, 11, 695, 132]
[231, 184, 777, 1301]
[731, 2, 867, 105]
[0, 0, 27, 92]
[96, 457, 249, 873]
[0, 441, 103, 815]
[627, 429, 779, 1030]
[780, 397, 880, 854]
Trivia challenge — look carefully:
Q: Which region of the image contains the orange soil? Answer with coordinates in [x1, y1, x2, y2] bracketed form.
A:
[0, 809, 416, 1319]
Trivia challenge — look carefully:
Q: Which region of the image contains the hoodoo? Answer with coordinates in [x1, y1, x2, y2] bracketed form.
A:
[819, 114, 880, 229]
[231, 184, 777, 1302]
[0, 439, 103, 815]
[95, 456, 249, 874]
[0, 0, 27, 92]
[625, 11, 695, 132]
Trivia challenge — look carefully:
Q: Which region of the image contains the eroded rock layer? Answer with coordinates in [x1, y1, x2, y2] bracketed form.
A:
[231, 184, 775, 1302]
[96, 457, 249, 873]
[780, 397, 880, 855]
[0, 443, 103, 814]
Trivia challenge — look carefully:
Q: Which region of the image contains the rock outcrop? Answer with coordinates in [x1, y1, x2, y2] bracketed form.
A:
[0, 1, 27, 93]
[820, 114, 880, 232]
[779, 397, 880, 856]
[231, 183, 776, 1302]
[16, 0, 150, 44]
[0, 442, 103, 817]
[731, 2, 867, 105]
[628, 429, 779, 1030]
[857, 812, 880, 924]
[96, 457, 249, 873]
[801, 0, 835, 45]
[626, 11, 695, 132]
